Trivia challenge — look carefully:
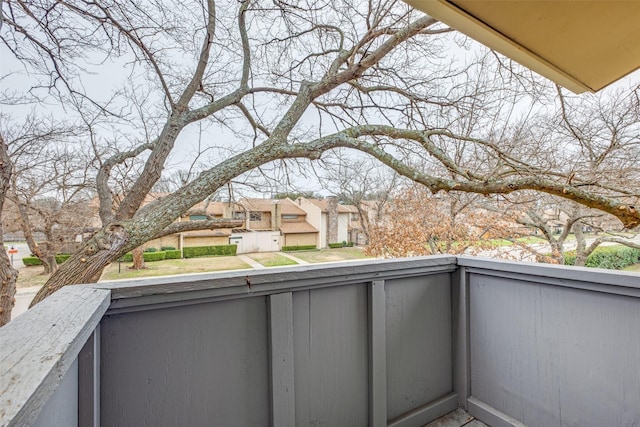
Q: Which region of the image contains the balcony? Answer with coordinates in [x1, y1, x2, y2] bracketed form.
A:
[1, 256, 639, 427]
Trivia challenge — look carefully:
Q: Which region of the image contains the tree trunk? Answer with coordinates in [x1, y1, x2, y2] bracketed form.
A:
[549, 241, 564, 264]
[16, 203, 58, 274]
[0, 135, 18, 326]
[131, 246, 146, 270]
[41, 254, 59, 275]
[573, 223, 588, 267]
[0, 247, 18, 327]
[30, 223, 130, 306]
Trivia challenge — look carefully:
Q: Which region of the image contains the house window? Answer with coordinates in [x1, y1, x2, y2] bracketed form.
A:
[282, 214, 298, 220]
[250, 212, 262, 221]
[189, 215, 207, 221]
[233, 211, 245, 220]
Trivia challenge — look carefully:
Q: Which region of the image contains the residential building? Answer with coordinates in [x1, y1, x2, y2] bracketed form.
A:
[294, 197, 355, 248]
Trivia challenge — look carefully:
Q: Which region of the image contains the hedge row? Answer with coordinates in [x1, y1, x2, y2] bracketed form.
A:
[282, 245, 317, 251]
[119, 251, 178, 262]
[143, 251, 166, 262]
[22, 254, 72, 267]
[22, 257, 44, 266]
[164, 249, 182, 259]
[183, 245, 237, 258]
[564, 245, 640, 269]
[328, 242, 355, 248]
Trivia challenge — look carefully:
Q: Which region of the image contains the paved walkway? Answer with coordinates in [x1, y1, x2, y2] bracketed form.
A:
[237, 254, 266, 269]
[277, 251, 309, 264]
[12, 286, 40, 320]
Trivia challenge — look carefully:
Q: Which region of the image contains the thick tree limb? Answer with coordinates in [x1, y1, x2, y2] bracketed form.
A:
[153, 219, 244, 240]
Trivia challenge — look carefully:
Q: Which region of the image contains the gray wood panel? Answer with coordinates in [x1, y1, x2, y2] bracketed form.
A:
[33, 359, 78, 427]
[78, 327, 100, 427]
[100, 297, 270, 427]
[269, 292, 295, 427]
[293, 284, 369, 426]
[369, 280, 387, 427]
[0, 287, 110, 427]
[386, 274, 453, 421]
[469, 273, 640, 427]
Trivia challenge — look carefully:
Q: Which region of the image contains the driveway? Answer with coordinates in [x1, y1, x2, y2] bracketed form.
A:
[5, 242, 30, 269]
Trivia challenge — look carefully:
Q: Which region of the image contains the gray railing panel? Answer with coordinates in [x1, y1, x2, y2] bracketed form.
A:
[100, 296, 270, 427]
[0, 287, 110, 427]
[385, 274, 453, 421]
[292, 284, 369, 427]
[468, 272, 640, 427]
[33, 359, 78, 427]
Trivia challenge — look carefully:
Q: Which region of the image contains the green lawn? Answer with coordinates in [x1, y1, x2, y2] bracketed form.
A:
[515, 236, 547, 244]
[15, 266, 48, 289]
[291, 247, 370, 263]
[100, 256, 251, 281]
[247, 252, 298, 267]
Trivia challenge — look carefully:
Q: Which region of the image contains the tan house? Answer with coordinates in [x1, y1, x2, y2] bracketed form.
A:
[145, 197, 321, 252]
[294, 197, 359, 248]
[239, 198, 319, 248]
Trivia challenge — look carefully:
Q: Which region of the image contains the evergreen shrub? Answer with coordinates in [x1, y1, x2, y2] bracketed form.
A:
[183, 245, 237, 258]
[564, 245, 640, 269]
[282, 245, 317, 251]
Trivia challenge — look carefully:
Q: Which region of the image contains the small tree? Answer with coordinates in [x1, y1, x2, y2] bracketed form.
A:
[365, 185, 519, 258]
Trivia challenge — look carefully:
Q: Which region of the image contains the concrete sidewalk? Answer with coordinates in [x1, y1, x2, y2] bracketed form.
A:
[277, 251, 309, 264]
[12, 286, 40, 320]
[237, 254, 266, 269]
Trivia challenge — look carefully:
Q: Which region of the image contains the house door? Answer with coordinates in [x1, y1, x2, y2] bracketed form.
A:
[229, 236, 243, 254]
[270, 233, 281, 252]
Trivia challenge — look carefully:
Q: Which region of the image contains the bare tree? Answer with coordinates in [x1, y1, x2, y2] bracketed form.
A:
[321, 155, 402, 243]
[2, 114, 91, 274]
[516, 196, 640, 266]
[365, 184, 518, 258]
[1, 1, 638, 307]
[0, 133, 18, 326]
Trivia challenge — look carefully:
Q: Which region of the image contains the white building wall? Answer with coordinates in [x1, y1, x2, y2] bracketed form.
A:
[320, 213, 328, 248]
[337, 213, 349, 244]
[230, 231, 281, 253]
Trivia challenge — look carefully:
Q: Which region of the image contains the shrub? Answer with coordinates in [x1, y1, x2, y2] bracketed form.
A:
[564, 253, 576, 266]
[164, 249, 182, 259]
[22, 257, 43, 267]
[161, 246, 176, 251]
[183, 245, 237, 258]
[328, 242, 344, 249]
[564, 245, 640, 269]
[282, 245, 317, 251]
[55, 254, 72, 263]
[22, 254, 72, 267]
[144, 247, 158, 252]
[143, 251, 166, 262]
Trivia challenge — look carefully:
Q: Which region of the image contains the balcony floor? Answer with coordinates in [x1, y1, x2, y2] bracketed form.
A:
[425, 409, 489, 427]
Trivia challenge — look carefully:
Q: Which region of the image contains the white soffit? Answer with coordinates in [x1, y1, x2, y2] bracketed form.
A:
[406, 0, 640, 93]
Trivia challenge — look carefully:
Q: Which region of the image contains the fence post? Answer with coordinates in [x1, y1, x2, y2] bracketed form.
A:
[369, 280, 387, 427]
